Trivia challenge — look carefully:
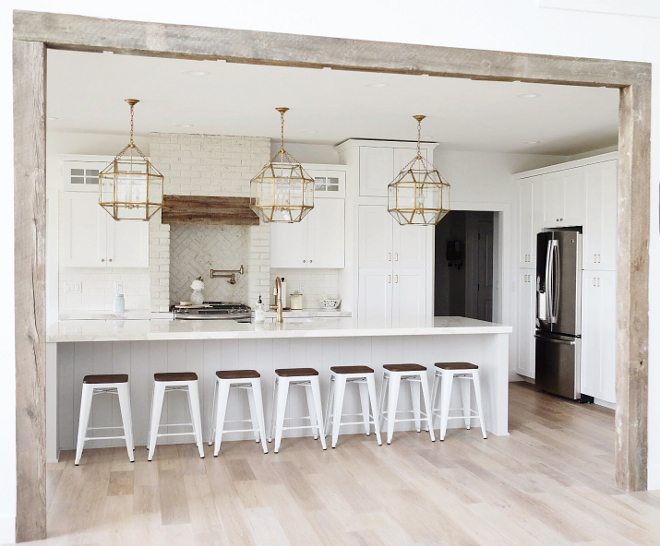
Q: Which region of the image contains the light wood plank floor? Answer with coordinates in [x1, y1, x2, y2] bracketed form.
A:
[31, 382, 660, 545]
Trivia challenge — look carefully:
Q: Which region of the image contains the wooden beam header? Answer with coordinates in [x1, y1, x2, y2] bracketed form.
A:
[161, 195, 259, 226]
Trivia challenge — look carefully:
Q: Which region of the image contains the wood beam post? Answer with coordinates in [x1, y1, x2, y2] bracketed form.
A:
[615, 82, 651, 491]
[13, 39, 47, 542]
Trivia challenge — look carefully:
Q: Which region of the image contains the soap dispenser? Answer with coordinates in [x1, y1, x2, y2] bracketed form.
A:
[254, 295, 265, 324]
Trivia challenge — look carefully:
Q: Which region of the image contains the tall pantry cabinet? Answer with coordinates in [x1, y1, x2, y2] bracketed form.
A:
[337, 140, 436, 328]
[513, 153, 617, 405]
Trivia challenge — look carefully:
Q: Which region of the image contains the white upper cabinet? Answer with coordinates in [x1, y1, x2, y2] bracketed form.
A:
[359, 147, 394, 197]
[518, 182, 534, 267]
[61, 192, 149, 268]
[270, 198, 345, 268]
[541, 168, 585, 228]
[392, 220, 428, 268]
[581, 270, 616, 403]
[583, 160, 617, 270]
[358, 205, 394, 268]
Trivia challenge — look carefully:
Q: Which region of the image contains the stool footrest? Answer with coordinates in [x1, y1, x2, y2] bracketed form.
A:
[86, 425, 125, 431]
[158, 422, 193, 428]
[156, 432, 196, 438]
[84, 435, 126, 442]
[218, 428, 261, 434]
[280, 424, 321, 432]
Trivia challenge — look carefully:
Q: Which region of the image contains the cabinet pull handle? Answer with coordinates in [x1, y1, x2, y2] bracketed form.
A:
[388, 275, 391, 283]
[395, 275, 399, 283]
[598, 254, 601, 263]
[388, 253, 391, 261]
[395, 253, 399, 261]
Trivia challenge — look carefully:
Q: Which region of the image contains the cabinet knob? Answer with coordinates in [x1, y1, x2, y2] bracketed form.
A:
[309, 259, 313, 263]
[101, 258, 105, 262]
[109, 259, 113, 262]
[303, 260, 306, 263]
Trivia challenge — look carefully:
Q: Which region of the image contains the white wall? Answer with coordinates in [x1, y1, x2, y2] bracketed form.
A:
[4, 2, 660, 542]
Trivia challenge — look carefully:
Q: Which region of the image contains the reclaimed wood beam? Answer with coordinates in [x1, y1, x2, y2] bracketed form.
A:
[161, 195, 259, 226]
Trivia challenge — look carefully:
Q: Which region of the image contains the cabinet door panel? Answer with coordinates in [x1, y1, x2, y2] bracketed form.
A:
[107, 217, 149, 268]
[307, 198, 344, 268]
[359, 147, 393, 197]
[584, 160, 617, 270]
[270, 216, 307, 268]
[542, 172, 564, 227]
[61, 193, 106, 267]
[516, 270, 536, 378]
[392, 147, 425, 175]
[392, 221, 429, 269]
[518, 182, 534, 266]
[561, 168, 585, 226]
[391, 268, 427, 328]
[358, 268, 391, 328]
[358, 205, 393, 268]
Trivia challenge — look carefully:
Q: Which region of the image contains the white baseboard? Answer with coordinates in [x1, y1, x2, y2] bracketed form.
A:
[593, 397, 616, 410]
[648, 465, 660, 491]
[0, 514, 15, 544]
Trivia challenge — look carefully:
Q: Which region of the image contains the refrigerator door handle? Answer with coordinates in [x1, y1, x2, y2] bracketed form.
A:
[550, 240, 560, 324]
[534, 333, 575, 345]
[544, 240, 553, 324]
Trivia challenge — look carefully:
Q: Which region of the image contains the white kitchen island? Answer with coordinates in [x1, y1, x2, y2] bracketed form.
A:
[46, 317, 511, 461]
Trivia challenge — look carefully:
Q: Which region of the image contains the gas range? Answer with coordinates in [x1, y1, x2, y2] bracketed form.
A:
[172, 302, 252, 321]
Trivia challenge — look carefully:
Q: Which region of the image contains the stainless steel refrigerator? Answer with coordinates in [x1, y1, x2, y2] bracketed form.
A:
[535, 229, 582, 399]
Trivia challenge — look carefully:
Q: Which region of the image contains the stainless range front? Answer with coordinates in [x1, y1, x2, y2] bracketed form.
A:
[172, 302, 252, 322]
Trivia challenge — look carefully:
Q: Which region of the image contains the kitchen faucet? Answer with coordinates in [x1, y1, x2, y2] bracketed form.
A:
[273, 277, 284, 323]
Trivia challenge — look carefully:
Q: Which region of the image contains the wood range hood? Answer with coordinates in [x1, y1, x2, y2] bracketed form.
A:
[161, 195, 259, 226]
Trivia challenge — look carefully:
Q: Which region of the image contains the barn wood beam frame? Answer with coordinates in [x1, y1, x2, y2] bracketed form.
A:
[13, 9, 651, 542]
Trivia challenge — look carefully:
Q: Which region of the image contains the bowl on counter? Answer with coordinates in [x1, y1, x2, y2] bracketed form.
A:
[319, 297, 341, 309]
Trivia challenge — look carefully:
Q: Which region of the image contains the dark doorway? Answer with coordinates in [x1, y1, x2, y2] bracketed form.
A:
[434, 211, 495, 321]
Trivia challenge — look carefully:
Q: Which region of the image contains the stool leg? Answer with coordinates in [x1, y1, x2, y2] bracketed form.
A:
[209, 378, 219, 446]
[378, 373, 388, 433]
[305, 383, 319, 440]
[246, 384, 261, 443]
[419, 373, 436, 442]
[358, 380, 371, 436]
[213, 380, 230, 457]
[148, 383, 166, 461]
[324, 376, 335, 437]
[430, 370, 440, 429]
[310, 377, 327, 450]
[439, 371, 453, 441]
[331, 375, 346, 448]
[116, 384, 135, 463]
[75, 384, 94, 466]
[460, 376, 472, 430]
[366, 374, 382, 446]
[188, 382, 205, 458]
[268, 377, 278, 443]
[386, 373, 400, 445]
[472, 373, 487, 439]
[410, 378, 421, 433]
[274, 379, 289, 453]
[251, 379, 268, 454]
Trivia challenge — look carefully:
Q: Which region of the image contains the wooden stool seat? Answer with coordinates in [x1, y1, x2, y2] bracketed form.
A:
[434, 362, 478, 371]
[383, 363, 426, 372]
[275, 368, 319, 377]
[216, 370, 260, 380]
[330, 365, 375, 374]
[154, 372, 198, 382]
[83, 374, 128, 384]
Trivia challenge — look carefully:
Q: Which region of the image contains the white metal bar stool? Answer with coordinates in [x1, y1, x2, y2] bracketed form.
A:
[269, 368, 327, 453]
[378, 364, 435, 445]
[75, 374, 134, 466]
[147, 372, 204, 461]
[324, 365, 382, 448]
[430, 362, 487, 441]
[209, 370, 268, 456]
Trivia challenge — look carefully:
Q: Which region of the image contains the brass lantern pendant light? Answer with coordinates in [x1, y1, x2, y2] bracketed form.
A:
[99, 99, 164, 221]
[250, 107, 314, 223]
[387, 115, 450, 226]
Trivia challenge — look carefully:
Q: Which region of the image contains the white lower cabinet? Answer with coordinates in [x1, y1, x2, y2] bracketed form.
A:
[358, 267, 426, 328]
[581, 270, 616, 403]
[515, 269, 536, 378]
[61, 192, 149, 268]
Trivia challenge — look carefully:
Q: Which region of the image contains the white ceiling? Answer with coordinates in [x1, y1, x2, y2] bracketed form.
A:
[46, 49, 619, 156]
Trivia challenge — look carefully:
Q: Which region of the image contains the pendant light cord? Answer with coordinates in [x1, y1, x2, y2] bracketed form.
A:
[417, 117, 422, 159]
[129, 103, 135, 147]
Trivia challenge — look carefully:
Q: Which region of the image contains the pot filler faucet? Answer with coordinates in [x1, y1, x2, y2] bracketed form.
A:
[273, 277, 284, 323]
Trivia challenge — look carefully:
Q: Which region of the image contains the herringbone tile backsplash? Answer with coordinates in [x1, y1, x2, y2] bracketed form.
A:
[170, 224, 249, 305]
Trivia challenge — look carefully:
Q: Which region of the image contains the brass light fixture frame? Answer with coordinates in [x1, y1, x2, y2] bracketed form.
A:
[387, 115, 451, 226]
[99, 98, 164, 221]
[250, 107, 314, 223]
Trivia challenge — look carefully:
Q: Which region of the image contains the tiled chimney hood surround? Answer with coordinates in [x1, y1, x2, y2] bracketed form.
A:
[148, 133, 271, 312]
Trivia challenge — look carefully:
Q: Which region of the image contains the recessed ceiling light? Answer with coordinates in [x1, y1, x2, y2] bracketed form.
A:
[517, 93, 540, 99]
[302, 130, 318, 134]
[182, 70, 209, 76]
[524, 141, 541, 145]
[175, 124, 194, 128]
[47, 116, 58, 121]
[366, 83, 388, 88]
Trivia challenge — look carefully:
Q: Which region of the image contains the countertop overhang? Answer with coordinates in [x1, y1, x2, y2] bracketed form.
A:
[47, 316, 512, 343]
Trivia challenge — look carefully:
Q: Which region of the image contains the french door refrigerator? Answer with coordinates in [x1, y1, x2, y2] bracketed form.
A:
[535, 229, 582, 399]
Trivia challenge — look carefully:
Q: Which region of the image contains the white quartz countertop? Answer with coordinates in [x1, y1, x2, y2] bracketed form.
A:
[47, 316, 511, 342]
[58, 310, 173, 321]
[262, 309, 352, 318]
